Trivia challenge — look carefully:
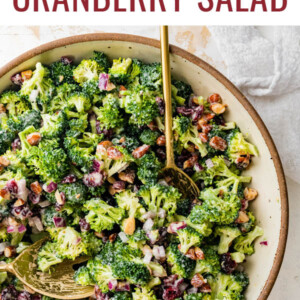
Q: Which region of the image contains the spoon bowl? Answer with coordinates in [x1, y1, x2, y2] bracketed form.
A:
[0, 239, 94, 299]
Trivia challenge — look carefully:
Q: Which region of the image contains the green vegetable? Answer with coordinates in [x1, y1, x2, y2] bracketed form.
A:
[215, 226, 242, 254]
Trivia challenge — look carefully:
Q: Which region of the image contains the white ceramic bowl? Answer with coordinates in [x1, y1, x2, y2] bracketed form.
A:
[0, 33, 288, 300]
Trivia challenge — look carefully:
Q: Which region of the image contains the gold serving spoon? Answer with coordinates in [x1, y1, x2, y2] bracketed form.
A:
[160, 26, 200, 199]
[0, 238, 94, 299]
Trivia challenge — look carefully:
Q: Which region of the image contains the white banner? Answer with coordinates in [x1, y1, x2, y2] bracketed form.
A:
[0, 0, 298, 25]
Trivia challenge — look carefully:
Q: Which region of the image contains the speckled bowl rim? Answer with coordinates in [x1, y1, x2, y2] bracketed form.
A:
[0, 33, 289, 300]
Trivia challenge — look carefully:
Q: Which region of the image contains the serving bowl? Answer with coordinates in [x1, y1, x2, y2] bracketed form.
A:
[0, 33, 288, 299]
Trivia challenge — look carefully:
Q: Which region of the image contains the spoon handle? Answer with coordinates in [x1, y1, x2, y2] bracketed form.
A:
[0, 262, 15, 274]
[160, 25, 175, 168]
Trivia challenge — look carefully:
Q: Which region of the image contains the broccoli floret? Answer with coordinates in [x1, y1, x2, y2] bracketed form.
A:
[138, 184, 181, 224]
[7, 110, 41, 134]
[193, 156, 251, 194]
[132, 287, 157, 300]
[56, 182, 88, 205]
[96, 144, 133, 178]
[167, 242, 196, 278]
[112, 134, 140, 153]
[186, 219, 213, 237]
[127, 228, 148, 250]
[209, 272, 249, 300]
[193, 246, 220, 277]
[231, 252, 246, 264]
[109, 57, 132, 84]
[139, 129, 160, 146]
[0, 91, 30, 116]
[177, 226, 202, 254]
[74, 266, 94, 286]
[93, 51, 111, 72]
[172, 79, 193, 101]
[84, 198, 124, 232]
[20, 63, 55, 113]
[49, 227, 100, 260]
[112, 259, 150, 285]
[176, 198, 192, 217]
[73, 59, 101, 85]
[189, 188, 241, 225]
[67, 92, 91, 114]
[215, 226, 242, 254]
[119, 89, 160, 126]
[40, 110, 67, 138]
[49, 60, 75, 86]
[227, 130, 259, 161]
[48, 83, 79, 113]
[173, 116, 208, 157]
[37, 241, 63, 272]
[234, 226, 263, 255]
[93, 94, 124, 130]
[66, 114, 88, 137]
[41, 206, 70, 227]
[171, 85, 186, 106]
[136, 152, 161, 184]
[112, 292, 133, 300]
[115, 189, 146, 231]
[0, 129, 14, 155]
[87, 258, 115, 292]
[139, 63, 162, 90]
[64, 132, 102, 172]
[0, 226, 9, 242]
[25, 135, 70, 183]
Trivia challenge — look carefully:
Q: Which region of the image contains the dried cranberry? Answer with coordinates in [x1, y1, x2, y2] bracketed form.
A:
[94, 286, 110, 300]
[83, 172, 104, 187]
[177, 107, 193, 117]
[92, 160, 103, 173]
[12, 205, 32, 220]
[61, 174, 77, 184]
[6, 179, 18, 194]
[61, 56, 73, 65]
[79, 218, 91, 232]
[220, 253, 237, 274]
[18, 291, 31, 300]
[28, 191, 41, 204]
[43, 182, 57, 193]
[156, 97, 165, 116]
[162, 286, 182, 300]
[240, 199, 249, 211]
[191, 105, 204, 123]
[11, 73, 23, 86]
[164, 275, 178, 287]
[1, 285, 19, 299]
[11, 138, 22, 151]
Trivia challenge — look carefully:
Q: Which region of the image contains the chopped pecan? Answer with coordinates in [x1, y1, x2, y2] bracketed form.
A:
[30, 181, 42, 195]
[199, 133, 208, 143]
[118, 169, 135, 184]
[210, 103, 226, 114]
[0, 103, 6, 113]
[191, 273, 205, 288]
[235, 211, 250, 224]
[209, 136, 227, 151]
[208, 93, 222, 103]
[0, 156, 10, 167]
[107, 147, 123, 160]
[156, 135, 166, 146]
[244, 187, 258, 201]
[194, 247, 205, 260]
[132, 145, 151, 159]
[123, 217, 136, 235]
[236, 154, 251, 169]
[26, 132, 41, 146]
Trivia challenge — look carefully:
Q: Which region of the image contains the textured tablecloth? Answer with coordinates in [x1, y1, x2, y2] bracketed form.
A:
[0, 26, 299, 299]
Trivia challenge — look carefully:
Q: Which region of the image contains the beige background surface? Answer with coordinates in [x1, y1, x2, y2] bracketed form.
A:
[0, 26, 298, 299]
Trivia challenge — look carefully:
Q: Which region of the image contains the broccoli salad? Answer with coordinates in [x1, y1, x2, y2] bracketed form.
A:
[0, 52, 263, 300]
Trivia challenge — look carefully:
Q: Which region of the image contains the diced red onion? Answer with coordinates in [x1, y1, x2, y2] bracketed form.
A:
[168, 221, 187, 234]
[108, 279, 118, 291]
[205, 159, 214, 169]
[143, 218, 154, 232]
[16, 179, 29, 201]
[7, 225, 17, 233]
[143, 251, 153, 264]
[38, 200, 51, 208]
[142, 211, 157, 220]
[157, 208, 166, 219]
[6, 179, 18, 194]
[194, 162, 204, 173]
[179, 282, 189, 292]
[32, 216, 44, 232]
[61, 174, 77, 184]
[260, 241, 268, 246]
[153, 245, 166, 260]
[53, 217, 66, 228]
[43, 182, 57, 193]
[18, 224, 27, 233]
[29, 191, 41, 204]
[99, 73, 116, 91]
[118, 232, 129, 243]
[115, 282, 131, 292]
[146, 230, 159, 244]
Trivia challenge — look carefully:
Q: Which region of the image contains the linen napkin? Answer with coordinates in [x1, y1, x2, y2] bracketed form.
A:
[209, 26, 300, 183]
